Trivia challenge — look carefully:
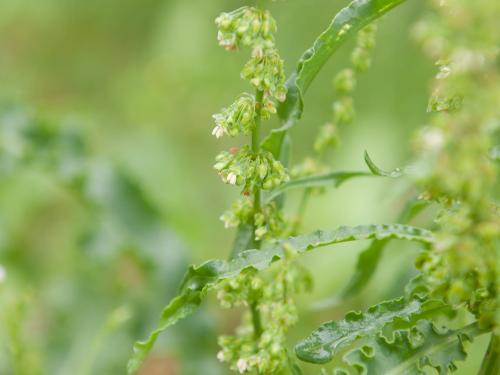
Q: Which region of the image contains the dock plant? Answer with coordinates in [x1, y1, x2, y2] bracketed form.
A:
[128, 0, 500, 374]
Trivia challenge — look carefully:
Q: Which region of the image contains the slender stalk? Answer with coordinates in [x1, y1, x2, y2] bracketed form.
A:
[250, 301, 263, 339]
[252, 89, 264, 224]
[250, 89, 265, 340]
[252, 90, 264, 226]
[479, 334, 500, 375]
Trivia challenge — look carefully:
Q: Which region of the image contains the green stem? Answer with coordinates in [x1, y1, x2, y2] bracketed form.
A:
[250, 89, 265, 340]
[479, 334, 500, 375]
[252, 89, 264, 225]
[250, 301, 263, 339]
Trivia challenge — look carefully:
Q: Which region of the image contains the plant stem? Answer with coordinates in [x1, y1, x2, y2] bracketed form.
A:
[252, 89, 264, 222]
[250, 301, 263, 339]
[250, 89, 265, 340]
[479, 333, 500, 375]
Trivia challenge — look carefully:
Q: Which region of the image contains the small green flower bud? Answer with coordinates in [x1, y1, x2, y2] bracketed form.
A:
[314, 123, 340, 153]
[212, 94, 257, 138]
[333, 97, 355, 125]
[351, 47, 371, 72]
[334, 69, 356, 94]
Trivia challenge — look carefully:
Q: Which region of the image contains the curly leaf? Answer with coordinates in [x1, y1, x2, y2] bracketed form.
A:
[262, 0, 408, 157]
[296, 297, 451, 364]
[340, 321, 485, 375]
[364, 151, 404, 178]
[128, 224, 433, 373]
[264, 171, 372, 203]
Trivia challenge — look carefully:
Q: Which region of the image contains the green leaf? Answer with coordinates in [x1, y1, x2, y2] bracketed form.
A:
[264, 171, 372, 203]
[295, 297, 452, 364]
[262, 0, 408, 157]
[128, 224, 433, 373]
[364, 150, 404, 178]
[340, 321, 486, 375]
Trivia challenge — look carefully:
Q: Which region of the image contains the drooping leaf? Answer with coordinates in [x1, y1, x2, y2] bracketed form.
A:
[339, 321, 486, 375]
[262, 0, 408, 157]
[264, 171, 372, 203]
[295, 297, 452, 364]
[128, 224, 433, 373]
[364, 150, 404, 178]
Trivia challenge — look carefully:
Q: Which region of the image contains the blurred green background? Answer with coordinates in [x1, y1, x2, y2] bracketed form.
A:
[0, 0, 489, 374]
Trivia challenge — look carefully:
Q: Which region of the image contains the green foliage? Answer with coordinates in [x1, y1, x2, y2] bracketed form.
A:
[128, 224, 432, 372]
[127, 0, 498, 373]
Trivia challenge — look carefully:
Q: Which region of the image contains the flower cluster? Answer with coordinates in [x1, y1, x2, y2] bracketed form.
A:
[241, 48, 287, 102]
[214, 146, 289, 193]
[216, 248, 311, 374]
[220, 199, 286, 240]
[212, 94, 256, 138]
[314, 24, 378, 154]
[212, 93, 279, 139]
[216, 7, 276, 51]
[413, 0, 500, 331]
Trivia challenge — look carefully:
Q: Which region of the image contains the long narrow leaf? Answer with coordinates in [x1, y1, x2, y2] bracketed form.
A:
[262, 0, 408, 157]
[127, 224, 432, 373]
[264, 171, 371, 203]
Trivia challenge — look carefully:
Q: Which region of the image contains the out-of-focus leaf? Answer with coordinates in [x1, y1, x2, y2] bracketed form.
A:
[128, 224, 433, 373]
[490, 145, 499, 161]
[295, 297, 452, 364]
[339, 321, 485, 374]
[334, 199, 429, 301]
[264, 171, 371, 203]
[262, 0, 408, 157]
[364, 150, 404, 178]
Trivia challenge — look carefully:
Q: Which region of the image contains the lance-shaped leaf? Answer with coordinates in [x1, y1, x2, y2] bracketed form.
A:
[128, 224, 433, 374]
[262, 0, 408, 157]
[264, 171, 372, 203]
[339, 321, 486, 375]
[296, 297, 452, 364]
